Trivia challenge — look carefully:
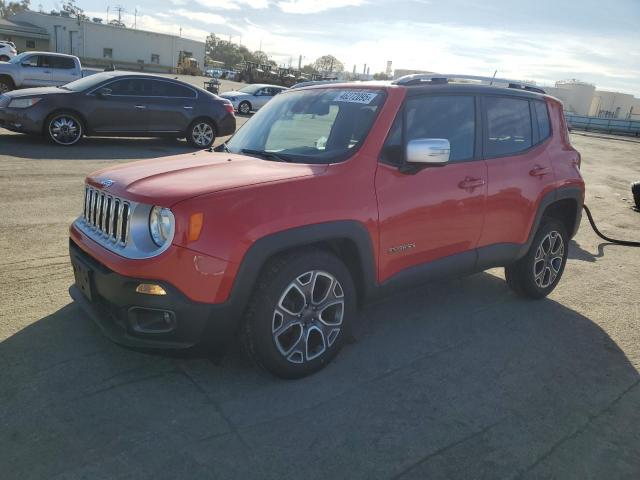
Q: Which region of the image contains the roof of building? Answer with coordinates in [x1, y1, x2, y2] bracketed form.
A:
[0, 17, 49, 39]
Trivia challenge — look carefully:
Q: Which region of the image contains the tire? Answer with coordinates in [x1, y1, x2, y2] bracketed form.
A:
[242, 248, 356, 379]
[187, 119, 216, 148]
[632, 181, 640, 210]
[0, 77, 13, 93]
[45, 111, 83, 146]
[238, 101, 251, 115]
[0, 56, 9, 62]
[505, 218, 569, 299]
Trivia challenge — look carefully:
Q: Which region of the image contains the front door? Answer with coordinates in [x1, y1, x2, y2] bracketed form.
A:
[253, 87, 274, 109]
[84, 78, 150, 134]
[375, 94, 487, 283]
[20, 54, 52, 87]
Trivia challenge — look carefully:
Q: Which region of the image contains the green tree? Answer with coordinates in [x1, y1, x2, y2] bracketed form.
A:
[313, 55, 344, 74]
[0, 0, 30, 18]
[61, 0, 88, 20]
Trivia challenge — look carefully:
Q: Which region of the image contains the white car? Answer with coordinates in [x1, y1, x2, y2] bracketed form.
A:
[219, 84, 288, 115]
[0, 41, 18, 62]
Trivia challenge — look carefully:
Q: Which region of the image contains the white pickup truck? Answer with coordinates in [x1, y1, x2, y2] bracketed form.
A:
[0, 51, 84, 93]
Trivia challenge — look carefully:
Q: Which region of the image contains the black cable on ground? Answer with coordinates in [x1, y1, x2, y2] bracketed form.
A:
[583, 205, 640, 247]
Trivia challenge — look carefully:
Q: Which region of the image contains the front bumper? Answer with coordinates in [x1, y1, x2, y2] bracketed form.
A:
[69, 240, 237, 350]
[0, 105, 44, 134]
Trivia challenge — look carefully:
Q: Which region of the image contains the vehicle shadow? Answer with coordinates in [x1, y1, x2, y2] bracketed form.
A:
[0, 132, 202, 160]
[1, 272, 638, 479]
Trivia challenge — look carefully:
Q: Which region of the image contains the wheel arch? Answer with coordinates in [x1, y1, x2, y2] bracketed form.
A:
[227, 221, 377, 315]
[0, 74, 15, 89]
[43, 108, 88, 135]
[518, 186, 584, 258]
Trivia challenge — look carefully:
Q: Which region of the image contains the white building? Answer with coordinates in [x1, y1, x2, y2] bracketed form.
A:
[545, 80, 596, 116]
[10, 11, 205, 73]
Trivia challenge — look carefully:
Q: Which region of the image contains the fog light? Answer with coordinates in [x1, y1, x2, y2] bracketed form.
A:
[135, 283, 167, 295]
[128, 307, 176, 334]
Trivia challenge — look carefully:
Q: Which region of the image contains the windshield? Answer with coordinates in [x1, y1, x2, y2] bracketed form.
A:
[59, 73, 113, 92]
[8, 52, 28, 64]
[238, 85, 262, 94]
[226, 88, 386, 164]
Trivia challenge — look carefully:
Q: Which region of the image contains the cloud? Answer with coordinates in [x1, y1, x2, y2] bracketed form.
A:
[194, 0, 269, 10]
[276, 0, 366, 14]
[173, 9, 227, 25]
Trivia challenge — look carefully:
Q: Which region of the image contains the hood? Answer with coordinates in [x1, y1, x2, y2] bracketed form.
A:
[87, 150, 327, 206]
[5, 86, 73, 98]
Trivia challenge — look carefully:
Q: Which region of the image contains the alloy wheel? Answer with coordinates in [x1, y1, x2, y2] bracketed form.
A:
[272, 270, 345, 364]
[191, 122, 214, 147]
[239, 102, 250, 115]
[533, 230, 565, 288]
[49, 115, 82, 145]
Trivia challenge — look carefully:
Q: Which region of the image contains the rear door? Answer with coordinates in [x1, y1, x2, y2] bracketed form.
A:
[20, 54, 52, 87]
[375, 94, 487, 282]
[478, 95, 556, 251]
[84, 78, 150, 133]
[145, 79, 197, 133]
[49, 56, 80, 85]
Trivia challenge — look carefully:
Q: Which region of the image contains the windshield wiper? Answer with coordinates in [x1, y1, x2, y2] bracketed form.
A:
[213, 142, 230, 152]
[241, 148, 293, 162]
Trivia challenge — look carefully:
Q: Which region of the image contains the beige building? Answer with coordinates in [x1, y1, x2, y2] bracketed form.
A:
[0, 18, 49, 52]
[10, 11, 204, 73]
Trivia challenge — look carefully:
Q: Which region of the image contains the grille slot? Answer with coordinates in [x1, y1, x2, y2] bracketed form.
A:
[83, 186, 130, 245]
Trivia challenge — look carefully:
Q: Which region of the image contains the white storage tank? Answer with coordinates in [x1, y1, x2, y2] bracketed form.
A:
[552, 80, 596, 116]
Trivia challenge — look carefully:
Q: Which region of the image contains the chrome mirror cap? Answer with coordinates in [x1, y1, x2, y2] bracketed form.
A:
[406, 138, 450, 165]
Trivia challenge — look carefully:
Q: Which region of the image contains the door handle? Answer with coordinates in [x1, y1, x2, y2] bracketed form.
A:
[529, 165, 551, 177]
[135, 105, 147, 109]
[183, 106, 193, 110]
[458, 177, 486, 190]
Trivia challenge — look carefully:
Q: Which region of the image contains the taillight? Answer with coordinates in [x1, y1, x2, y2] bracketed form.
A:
[223, 103, 235, 115]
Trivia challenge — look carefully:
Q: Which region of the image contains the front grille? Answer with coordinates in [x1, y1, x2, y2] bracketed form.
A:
[0, 95, 10, 108]
[83, 186, 130, 245]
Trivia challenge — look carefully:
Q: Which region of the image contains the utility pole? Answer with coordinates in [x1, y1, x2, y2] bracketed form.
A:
[298, 54, 302, 70]
[133, 8, 137, 29]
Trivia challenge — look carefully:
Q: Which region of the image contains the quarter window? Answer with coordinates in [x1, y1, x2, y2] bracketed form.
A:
[533, 101, 551, 140]
[485, 97, 532, 156]
[406, 95, 476, 162]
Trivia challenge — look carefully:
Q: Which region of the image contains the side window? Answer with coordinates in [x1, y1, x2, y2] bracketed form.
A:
[107, 79, 149, 96]
[485, 97, 532, 157]
[150, 81, 195, 98]
[21, 55, 39, 67]
[406, 95, 475, 162]
[50, 57, 75, 69]
[533, 101, 551, 140]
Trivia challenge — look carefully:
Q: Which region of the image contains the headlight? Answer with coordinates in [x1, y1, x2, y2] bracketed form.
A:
[149, 206, 174, 247]
[8, 97, 42, 109]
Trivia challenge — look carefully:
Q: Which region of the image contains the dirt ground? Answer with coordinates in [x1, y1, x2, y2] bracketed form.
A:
[0, 129, 639, 479]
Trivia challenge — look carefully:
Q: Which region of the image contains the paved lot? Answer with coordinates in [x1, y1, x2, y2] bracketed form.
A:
[1, 129, 639, 479]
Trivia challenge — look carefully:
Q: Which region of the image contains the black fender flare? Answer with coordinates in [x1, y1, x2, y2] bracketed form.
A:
[517, 186, 584, 258]
[225, 220, 377, 316]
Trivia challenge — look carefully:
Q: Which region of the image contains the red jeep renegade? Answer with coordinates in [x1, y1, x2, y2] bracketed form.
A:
[69, 74, 584, 378]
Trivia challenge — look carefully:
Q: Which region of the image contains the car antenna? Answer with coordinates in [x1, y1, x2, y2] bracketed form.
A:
[490, 70, 497, 86]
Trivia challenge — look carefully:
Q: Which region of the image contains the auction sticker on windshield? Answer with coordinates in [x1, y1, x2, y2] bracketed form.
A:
[334, 91, 378, 104]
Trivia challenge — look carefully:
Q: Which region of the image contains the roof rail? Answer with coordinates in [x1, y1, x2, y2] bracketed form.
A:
[392, 73, 546, 94]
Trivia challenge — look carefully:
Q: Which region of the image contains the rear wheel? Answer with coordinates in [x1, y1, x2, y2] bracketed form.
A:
[0, 56, 9, 62]
[242, 249, 356, 378]
[187, 119, 216, 148]
[46, 112, 83, 146]
[505, 218, 569, 299]
[238, 101, 251, 115]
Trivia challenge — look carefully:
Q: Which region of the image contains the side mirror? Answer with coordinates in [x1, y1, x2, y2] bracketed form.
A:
[96, 87, 112, 98]
[406, 138, 450, 166]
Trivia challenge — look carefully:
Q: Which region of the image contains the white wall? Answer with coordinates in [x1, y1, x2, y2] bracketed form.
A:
[11, 11, 204, 71]
[589, 90, 636, 119]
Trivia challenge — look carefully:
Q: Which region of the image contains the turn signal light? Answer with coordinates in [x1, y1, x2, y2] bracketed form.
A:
[135, 283, 167, 296]
[188, 212, 204, 241]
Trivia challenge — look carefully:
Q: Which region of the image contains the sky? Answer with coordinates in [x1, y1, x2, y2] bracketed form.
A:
[39, 0, 640, 95]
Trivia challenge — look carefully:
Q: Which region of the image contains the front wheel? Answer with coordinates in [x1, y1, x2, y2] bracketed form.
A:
[46, 112, 83, 146]
[0, 78, 13, 93]
[242, 249, 356, 378]
[187, 119, 216, 148]
[505, 218, 569, 299]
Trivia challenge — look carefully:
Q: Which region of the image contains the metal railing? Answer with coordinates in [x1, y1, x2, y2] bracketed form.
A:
[565, 113, 640, 136]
